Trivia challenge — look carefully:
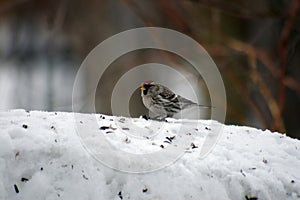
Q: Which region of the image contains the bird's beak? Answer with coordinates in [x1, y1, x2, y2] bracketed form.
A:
[140, 86, 146, 91]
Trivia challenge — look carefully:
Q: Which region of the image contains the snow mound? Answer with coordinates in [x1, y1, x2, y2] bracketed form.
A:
[0, 110, 299, 200]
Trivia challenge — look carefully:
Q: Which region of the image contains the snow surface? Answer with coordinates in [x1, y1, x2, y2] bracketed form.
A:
[0, 110, 299, 200]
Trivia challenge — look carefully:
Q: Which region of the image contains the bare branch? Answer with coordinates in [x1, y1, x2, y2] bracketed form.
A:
[278, 0, 300, 114]
[225, 37, 300, 97]
[248, 56, 285, 132]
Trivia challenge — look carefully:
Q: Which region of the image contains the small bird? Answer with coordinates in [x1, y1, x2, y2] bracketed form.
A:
[140, 80, 210, 119]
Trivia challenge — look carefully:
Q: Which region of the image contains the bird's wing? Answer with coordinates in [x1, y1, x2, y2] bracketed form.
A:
[156, 85, 195, 108]
[155, 84, 211, 109]
[150, 85, 181, 110]
[159, 87, 178, 102]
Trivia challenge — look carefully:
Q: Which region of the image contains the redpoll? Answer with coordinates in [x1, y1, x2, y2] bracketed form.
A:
[140, 80, 210, 119]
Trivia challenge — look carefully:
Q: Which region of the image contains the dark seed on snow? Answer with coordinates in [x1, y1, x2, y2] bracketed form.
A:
[160, 145, 165, 149]
[21, 177, 29, 182]
[191, 143, 198, 149]
[14, 184, 19, 193]
[240, 169, 246, 177]
[165, 136, 175, 143]
[125, 137, 131, 143]
[245, 196, 258, 200]
[119, 118, 126, 123]
[100, 126, 110, 130]
[142, 188, 148, 193]
[22, 124, 28, 129]
[106, 131, 114, 134]
[291, 180, 295, 183]
[118, 191, 123, 199]
[83, 174, 88, 180]
[205, 127, 211, 130]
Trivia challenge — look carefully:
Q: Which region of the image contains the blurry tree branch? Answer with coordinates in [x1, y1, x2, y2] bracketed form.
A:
[277, 0, 299, 115]
[223, 66, 270, 128]
[159, 0, 192, 34]
[51, 0, 69, 35]
[248, 56, 285, 132]
[224, 37, 300, 98]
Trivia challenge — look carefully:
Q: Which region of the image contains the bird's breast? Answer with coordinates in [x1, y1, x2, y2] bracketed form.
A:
[142, 95, 152, 108]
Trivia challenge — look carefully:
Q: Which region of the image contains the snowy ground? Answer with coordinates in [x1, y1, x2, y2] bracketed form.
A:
[0, 110, 299, 200]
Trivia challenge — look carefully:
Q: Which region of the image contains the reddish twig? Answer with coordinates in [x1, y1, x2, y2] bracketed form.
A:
[225, 37, 300, 97]
[277, 0, 299, 115]
[159, 0, 192, 34]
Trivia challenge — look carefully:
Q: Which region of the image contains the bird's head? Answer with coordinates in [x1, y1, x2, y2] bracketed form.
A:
[140, 80, 155, 95]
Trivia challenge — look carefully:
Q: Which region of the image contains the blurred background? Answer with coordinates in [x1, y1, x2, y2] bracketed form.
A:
[0, 0, 299, 138]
